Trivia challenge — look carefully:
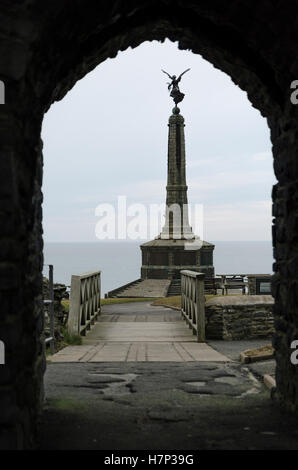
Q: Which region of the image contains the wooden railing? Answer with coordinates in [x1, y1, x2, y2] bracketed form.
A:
[181, 270, 205, 342]
[68, 271, 101, 336]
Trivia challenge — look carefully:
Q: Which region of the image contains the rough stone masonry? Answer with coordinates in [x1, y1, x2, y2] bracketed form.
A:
[205, 295, 274, 340]
[0, 0, 298, 449]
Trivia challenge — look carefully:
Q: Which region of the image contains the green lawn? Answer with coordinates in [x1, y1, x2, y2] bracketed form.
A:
[152, 295, 217, 309]
[152, 296, 181, 309]
[62, 295, 222, 313]
[62, 297, 158, 312]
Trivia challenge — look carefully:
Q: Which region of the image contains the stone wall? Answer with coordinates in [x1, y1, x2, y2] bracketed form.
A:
[206, 296, 274, 340]
[248, 277, 257, 296]
[1, 0, 298, 449]
[42, 278, 68, 342]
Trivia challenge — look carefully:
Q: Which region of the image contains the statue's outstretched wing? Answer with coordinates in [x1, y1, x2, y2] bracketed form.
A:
[162, 69, 173, 79]
[177, 68, 190, 81]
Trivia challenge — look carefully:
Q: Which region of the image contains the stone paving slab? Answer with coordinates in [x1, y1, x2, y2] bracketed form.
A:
[48, 341, 229, 362]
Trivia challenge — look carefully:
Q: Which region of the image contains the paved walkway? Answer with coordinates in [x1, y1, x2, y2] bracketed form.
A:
[49, 302, 229, 362]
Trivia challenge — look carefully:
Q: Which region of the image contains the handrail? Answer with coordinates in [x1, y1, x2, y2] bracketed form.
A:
[181, 270, 205, 342]
[68, 270, 101, 336]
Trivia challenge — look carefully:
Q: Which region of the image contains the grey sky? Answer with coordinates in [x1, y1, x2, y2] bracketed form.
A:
[41, 40, 276, 242]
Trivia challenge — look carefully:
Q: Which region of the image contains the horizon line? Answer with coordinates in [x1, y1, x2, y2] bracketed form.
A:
[43, 239, 272, 243]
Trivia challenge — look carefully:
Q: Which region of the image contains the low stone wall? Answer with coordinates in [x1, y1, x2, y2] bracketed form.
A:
[205, 295, 274, 340]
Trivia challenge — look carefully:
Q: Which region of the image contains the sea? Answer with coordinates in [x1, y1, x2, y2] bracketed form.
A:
[43, 241, 274, 296]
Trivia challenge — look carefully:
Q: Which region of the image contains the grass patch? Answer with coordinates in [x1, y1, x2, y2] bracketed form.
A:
[61, 299, 70, 312]
[152, 296, 181, 309]
[49, 399, 87, 412]
[152, 294, 217, 310]
[62, 297, 157, 310]
[61, 327, 82, 345]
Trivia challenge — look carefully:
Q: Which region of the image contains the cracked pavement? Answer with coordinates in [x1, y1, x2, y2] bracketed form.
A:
[39, 361, 298, 450]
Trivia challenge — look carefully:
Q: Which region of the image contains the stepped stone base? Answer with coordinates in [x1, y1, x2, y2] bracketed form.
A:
[108, 279, 171, 298]
[167, 279, 181, 297]
[141, 238, 215, 280]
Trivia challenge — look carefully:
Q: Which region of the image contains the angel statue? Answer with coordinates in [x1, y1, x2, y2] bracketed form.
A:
[162, 68, 190, 105]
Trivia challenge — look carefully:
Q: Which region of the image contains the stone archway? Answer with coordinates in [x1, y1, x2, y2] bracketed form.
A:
[0, 0, 298, 449]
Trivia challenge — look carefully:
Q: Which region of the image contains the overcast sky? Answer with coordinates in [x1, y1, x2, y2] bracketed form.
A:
[41, 39, 276, 242]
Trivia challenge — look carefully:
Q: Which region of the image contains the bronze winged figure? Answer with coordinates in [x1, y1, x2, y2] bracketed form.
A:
[162, 68, 190, 105]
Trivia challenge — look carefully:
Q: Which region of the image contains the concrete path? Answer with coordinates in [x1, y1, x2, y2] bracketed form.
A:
[49, 302, 229, 363]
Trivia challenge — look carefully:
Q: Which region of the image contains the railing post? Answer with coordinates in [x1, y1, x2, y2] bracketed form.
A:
[196, 272, 205, 342]
[68, 275, 81, 336]
[181, 270, 205, 343]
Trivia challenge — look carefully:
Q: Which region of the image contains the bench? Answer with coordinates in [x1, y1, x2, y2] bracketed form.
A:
[204, 277, 224, 295]
[222, 275, 246, 295]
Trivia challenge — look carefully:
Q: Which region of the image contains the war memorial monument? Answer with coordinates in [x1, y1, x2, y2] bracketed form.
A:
[107, 70, 215, 297]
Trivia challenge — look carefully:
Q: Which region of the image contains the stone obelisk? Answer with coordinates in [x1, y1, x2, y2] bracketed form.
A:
[159, 108, 194, 240]
[140, 69, 215, 281]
